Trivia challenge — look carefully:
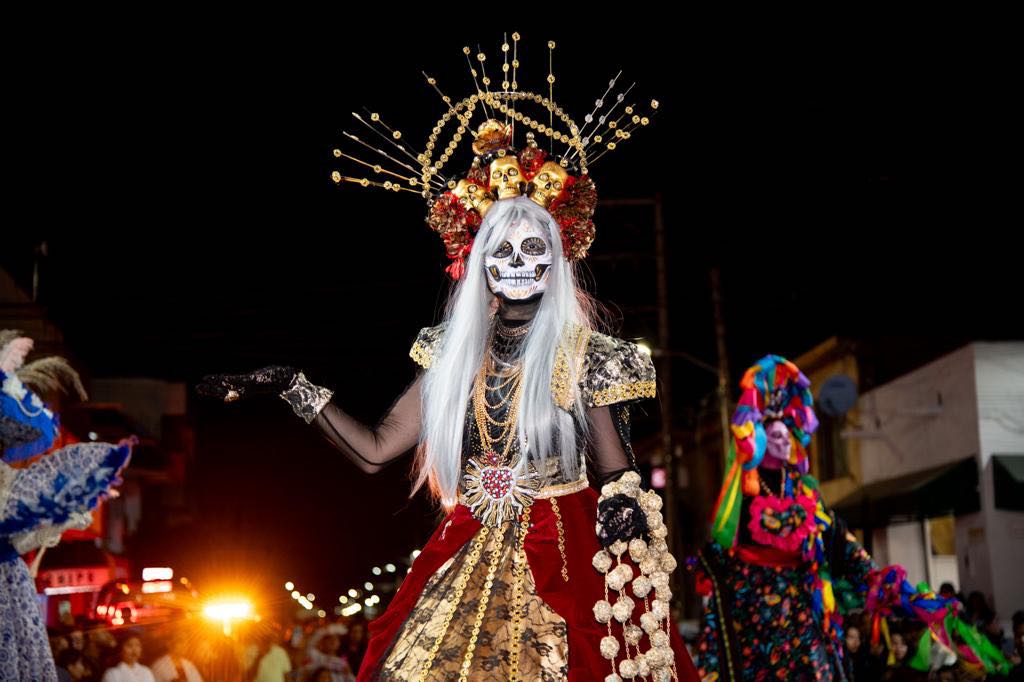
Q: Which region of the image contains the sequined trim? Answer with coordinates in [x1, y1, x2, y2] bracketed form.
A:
[457, 471, 588, 508]
[409, 324, 446, 369]
[409, 322, 657, 410]
[592, 380, 657, 407]
[279, 372, 334, 424]
[580, 331, 657, 408]
[551, 324, 592, 411]
[533, 473, 589, 499]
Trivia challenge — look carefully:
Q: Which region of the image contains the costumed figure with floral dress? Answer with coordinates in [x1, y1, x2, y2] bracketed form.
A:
[690, 355, 996, 681]
[198, 34, 699, 682]
[0, 331, 134, 681]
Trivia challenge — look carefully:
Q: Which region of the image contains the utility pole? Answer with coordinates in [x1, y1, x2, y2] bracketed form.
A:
[710, 267, 731, 464]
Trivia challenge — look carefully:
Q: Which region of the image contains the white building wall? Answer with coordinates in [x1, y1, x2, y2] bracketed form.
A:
[857, 345, 980, 485]
[973, 342, 1024, 616]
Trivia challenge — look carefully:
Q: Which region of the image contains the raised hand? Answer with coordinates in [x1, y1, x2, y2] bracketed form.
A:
[195, 365, 299, 402]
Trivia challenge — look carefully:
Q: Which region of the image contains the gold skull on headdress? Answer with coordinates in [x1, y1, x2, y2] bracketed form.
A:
[489, 154, 524, 200]
[527, 161, 569, 209]
[452, 179, 494, 216]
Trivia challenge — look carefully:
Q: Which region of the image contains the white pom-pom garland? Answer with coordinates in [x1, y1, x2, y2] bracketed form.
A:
[628, 538, 649, 562]
[611, 595, 635, 623]
[600, 635, 620, 659]
[631, 574, 652, 598]
[592, 473, 680, 681]
[592, 550, 613, 574]
[640, 611, 660, 634]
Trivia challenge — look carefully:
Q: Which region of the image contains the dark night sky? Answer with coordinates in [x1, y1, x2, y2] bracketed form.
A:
[3, 20, 1019, 608]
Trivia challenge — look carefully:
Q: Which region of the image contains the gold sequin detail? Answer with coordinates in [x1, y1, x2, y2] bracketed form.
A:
[592, 380, 657, 407]
[408, 324, 446, 369]
[458, 524, 506, 680]
[551, 324, 593, 410]
[460, 471, 588, 507]
[549, 498, 570, 582]
[508, 508, 531, 679]
[416, 525, 490, 681]
[409, 340, 434, 369]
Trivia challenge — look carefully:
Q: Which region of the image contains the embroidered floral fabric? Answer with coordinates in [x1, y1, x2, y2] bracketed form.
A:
[694, 503, 875, 681]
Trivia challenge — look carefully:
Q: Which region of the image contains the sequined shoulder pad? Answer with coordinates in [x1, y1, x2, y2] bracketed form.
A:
[578, 332, 656, 407]
[409, 323, 446, 369]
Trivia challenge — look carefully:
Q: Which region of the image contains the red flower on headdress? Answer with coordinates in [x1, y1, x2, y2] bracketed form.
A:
[517, 146, 548, 179]
[425, 160, 599, 277]
[550, 174, 598, 260]
[427, 192, 482, 280]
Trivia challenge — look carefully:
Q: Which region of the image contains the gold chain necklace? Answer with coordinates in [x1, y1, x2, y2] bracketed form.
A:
[758, 469, 787, 499]
[481, 376, 522, 414]
[462, 347, 540, 529]
[495, 317, 532, 338]
[473, 357, 525, 463]
[483, 363, 521, 389]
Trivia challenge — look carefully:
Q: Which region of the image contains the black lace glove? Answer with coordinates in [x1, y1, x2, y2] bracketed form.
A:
[0, 415, 44, 452]
[596, 493, 650, 548]
[196, 365, 299, 402]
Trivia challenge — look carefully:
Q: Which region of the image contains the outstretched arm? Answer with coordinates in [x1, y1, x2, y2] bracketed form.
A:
[297, 372, 423, 475]
[198, 366, 423, 475]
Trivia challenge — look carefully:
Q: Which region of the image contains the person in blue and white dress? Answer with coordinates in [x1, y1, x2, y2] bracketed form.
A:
[0, 331, 134, 682]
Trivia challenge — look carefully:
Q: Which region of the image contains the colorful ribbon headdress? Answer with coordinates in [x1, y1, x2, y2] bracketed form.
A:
[711, 354, 819, 547]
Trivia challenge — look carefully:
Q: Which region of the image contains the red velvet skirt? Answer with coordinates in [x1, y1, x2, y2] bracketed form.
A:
[357, 485, 699, 681]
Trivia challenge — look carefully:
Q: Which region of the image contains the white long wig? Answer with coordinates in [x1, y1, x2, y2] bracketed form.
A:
[412, 196, 599, 507]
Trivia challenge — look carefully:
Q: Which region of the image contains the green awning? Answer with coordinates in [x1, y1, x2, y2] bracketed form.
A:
[993, 454, 1024, 511]
[832, 457, 980, 528]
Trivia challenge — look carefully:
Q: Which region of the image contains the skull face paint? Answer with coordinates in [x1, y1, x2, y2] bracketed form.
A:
[763, 420, 792, 465]
[484, 217, 553, 301]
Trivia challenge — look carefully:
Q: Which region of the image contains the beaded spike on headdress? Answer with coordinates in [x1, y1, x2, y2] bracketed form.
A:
[331, 33, 660, 278]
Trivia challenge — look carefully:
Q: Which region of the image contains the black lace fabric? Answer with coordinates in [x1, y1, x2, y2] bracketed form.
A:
[588, 402, 642, 486]
[368, 520, 570, 680]
[197, 365, 298, 400]
[590, 401, 650, 547]
[596, 494, 650, 548]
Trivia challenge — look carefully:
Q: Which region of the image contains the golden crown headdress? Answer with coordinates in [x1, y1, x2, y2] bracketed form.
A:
[331, 33, 659, 279]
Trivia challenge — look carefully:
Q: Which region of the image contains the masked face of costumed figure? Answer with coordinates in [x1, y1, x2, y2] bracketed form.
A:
[483, 216, 553, 303]
[710, 355, 820, 548]
[760, 419, 792, 469]
[734, 361, 818, 485]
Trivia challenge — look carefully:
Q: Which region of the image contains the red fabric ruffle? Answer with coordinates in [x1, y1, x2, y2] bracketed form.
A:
[357, 487, 699, 681]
